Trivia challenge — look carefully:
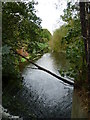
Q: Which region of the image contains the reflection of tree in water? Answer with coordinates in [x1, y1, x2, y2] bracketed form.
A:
[50, 52, 71, 70]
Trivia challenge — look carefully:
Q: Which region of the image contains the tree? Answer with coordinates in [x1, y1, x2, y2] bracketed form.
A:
[2, 1, 42, 81]
[2, 2, 42, 49]
[40, 29, 52, 42]
[79, 2, 90, 113]
[49, 25, 68, 52]
[2, 1, 52, 82]
[79, 2, 90, 82]
[57, 2, 86, 81]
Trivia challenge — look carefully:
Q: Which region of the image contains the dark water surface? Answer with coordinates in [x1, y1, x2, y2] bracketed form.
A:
[15, 53, 73, 118]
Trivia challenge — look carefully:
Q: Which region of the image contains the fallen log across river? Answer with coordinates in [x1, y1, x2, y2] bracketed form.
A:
[11, 49, 74, 86]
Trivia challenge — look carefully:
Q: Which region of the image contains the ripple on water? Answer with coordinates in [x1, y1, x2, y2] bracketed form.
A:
[19, 53, 74, 118]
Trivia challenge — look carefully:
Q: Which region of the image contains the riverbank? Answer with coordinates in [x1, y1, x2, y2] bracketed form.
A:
[76, 88, 88, 112]
[71, 88, 88, 118]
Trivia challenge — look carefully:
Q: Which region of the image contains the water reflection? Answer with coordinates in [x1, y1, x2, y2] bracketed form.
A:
[50, 52, 70, 70]
[20, 53, 73, 118]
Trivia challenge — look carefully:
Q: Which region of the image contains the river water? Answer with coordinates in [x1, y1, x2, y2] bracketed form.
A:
[3, 52, 89, 119]
[15, 52, 73, 119]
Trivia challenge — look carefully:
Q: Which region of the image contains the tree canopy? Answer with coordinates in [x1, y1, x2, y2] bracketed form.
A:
[2, 1, 51, 80]
[2, 2, 42, 48]
[49, 2, 88, 84]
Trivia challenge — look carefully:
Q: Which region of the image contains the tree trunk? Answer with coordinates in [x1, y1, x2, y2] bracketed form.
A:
[87, 3, 90, 117]
[87, 4, 90, 89]
[79, 2, 88, 62]
[80, 2, 90, 117]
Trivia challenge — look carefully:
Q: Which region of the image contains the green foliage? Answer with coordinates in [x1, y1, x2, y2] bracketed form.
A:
[60, 2, 79, 23]
[2, 2, 50, 82]
[60, 2, 87, 81]
[27, 29, 51, 55]
[49, 25, 68, 52]
[2, 2, 42, 48]
[2, 44, 11, 55]
[37, 42, 49, 52]
[40, 29, 52, 42]
[2, 1, 41, 80]
[49, 1, 86, 81]
[2, 45, 20, 79]
[28, 41, 49, 56]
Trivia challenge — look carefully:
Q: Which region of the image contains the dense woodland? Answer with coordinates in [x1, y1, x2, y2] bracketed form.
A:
[2, 1, 90, 119]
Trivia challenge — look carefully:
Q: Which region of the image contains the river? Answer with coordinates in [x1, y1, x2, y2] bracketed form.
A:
[3, 52, 74, 119]
[3, 52, 89, 119]
[18, 52, 73, 118]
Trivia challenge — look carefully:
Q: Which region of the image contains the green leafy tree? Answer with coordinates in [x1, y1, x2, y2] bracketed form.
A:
[2, 1, 51, 82]
[49, 25, 68, 52]
[40, 29, 52, 42]
[2, 2, 42, 49]
[2, 1, 42, 81]
[57, 1, 87, 83]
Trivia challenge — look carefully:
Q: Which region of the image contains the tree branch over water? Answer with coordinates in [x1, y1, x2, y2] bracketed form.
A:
[12, 49, 74, 86]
